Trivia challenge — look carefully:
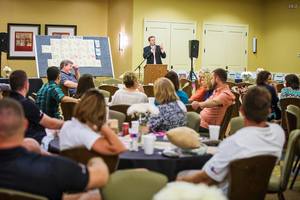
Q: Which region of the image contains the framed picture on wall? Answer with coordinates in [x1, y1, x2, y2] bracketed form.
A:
[45, 24, 77, 36]
[7, 23, 41, 59]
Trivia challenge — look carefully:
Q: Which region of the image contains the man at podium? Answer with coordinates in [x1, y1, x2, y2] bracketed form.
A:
[143, 36, 166, 64]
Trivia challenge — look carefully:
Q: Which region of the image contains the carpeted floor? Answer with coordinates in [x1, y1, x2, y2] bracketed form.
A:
[265, 164, 300, 200]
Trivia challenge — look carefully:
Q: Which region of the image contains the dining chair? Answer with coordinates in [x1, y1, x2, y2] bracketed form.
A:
[98, 85, 119, 101]
[186, 112, 200, 133]
[101, 78, 123, 85]
[219, 104, 235, 140]
[228, 116, 244, 136]
[285, 105, 300, 189]
[185, 104, 201, 113]
[0, 188, 47, 200]
[226, 81, 237, 89]
[231, 91, 241, 118]
[267, 130, 300, 200]
[60, 147, 119, 174]
[109, 104, 131, 123]
[276, 83, 284, 93]
[228, 155, 277, 200]
[143, 85, 154, 97]
[279, 98, 300, 132]
[182, 83, 193, 98]
[61, 102, 77, 121]
[109, 110, 126, 130]
[102, 170, 168, 200]
[99, 89, 111, 98]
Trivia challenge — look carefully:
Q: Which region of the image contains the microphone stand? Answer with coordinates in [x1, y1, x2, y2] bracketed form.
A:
[134, 51, 152, 81]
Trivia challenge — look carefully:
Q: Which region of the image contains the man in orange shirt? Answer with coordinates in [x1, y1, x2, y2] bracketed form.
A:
[191, 68, 235, 132]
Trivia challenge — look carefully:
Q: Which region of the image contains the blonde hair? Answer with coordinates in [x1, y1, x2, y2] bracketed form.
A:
[154, 77, 178, 104]
[123, 72, 138, 88]
[199, 72, 213, 90]
[73, 89, 106, 131]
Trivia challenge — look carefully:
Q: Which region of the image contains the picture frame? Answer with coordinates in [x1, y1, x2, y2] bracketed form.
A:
[45, 24, 77, 36]
[7, 23, 41, 60]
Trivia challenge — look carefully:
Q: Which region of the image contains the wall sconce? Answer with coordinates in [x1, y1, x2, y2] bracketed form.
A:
[252, 37, 257, 54]
[119, 32, 128, 51]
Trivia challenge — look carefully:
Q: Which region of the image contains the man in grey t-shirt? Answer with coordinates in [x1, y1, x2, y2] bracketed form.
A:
[60, 59, 80, 96]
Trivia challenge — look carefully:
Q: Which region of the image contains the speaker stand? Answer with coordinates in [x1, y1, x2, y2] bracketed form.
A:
[0, 51, 2, 78]
[188, 57, 198, 81]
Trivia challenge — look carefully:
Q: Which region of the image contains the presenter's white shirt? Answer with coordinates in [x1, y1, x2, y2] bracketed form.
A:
[203, 123, 285, 191]
[111, 89, 148, 105]
[59, 118, 101, 151]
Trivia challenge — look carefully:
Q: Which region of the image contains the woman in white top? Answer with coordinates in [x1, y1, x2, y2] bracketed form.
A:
[111, 72, 148, 105]
[59, 89, 127, 155]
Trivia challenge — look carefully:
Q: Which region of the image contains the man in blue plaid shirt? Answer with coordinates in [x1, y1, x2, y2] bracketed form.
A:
[36, 67, 79, 119]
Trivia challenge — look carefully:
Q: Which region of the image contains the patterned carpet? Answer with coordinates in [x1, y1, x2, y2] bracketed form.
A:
[265, 163, 300, 200]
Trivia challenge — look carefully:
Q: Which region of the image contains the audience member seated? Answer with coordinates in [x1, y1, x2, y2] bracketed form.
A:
[0, 98, 109, 200]
[165, 71, 189, 104]
[189, 71, 213, 102]
[60, 59, 80, 96]
[147, 77, 187, 132]
[9, 70, 64, 143]
[191, 68, 235, 132]
[111, 72, 148, 105]
[59, 89, 127, 155]
[36, 66, 79, 119]
[280, 74, 300, 99]
[177, 86, 285, 193]
[256, 70, 281, 120]
[74, 74, 95, 98]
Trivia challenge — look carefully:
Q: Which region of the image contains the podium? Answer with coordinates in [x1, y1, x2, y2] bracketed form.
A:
[144, 64, 168, 84]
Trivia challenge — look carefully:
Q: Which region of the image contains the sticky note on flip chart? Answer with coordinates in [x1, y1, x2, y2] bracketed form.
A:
[42, 45, 51, 53]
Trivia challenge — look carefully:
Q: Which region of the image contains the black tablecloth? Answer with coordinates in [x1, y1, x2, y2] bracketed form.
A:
[48, 137, 212, 181]
[0, 78, 43, 96]
[118, 149, 212, 181]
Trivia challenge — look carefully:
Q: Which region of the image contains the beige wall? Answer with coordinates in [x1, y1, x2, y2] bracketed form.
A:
[0, 0, 108, 77]
[107, 0, 133, 78]
[132, 0, 265, 72]
[262, 0, 300, 73]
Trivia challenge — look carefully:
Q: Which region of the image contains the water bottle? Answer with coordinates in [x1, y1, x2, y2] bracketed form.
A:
[129, 132, 139, 152]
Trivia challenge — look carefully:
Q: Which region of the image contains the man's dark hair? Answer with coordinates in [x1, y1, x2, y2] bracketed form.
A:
[242, 86, 271, 123]
[165, 71, 180, 91]
[256, 70, 271, 86]
[9, 70, 28, 91]
[285, 74, 299, 90]
[148, 36, 155, 42]
[213, 68, 227, 82]
[47, 66, 60, 81]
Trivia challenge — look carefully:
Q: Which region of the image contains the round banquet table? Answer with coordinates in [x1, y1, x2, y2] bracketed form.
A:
[118, 148, 212, 181]
[48, 137, 213, 181]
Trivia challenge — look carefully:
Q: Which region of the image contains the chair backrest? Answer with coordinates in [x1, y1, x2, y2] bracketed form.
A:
[228, 155, 277, 200]
[219, 104, 235, 140]
[109, 110, 126, 130]
[231, 91, 241, 118]
[179, 78, 191, 88]
[102, 170, 168, 200]
[60, 147, 119, 174]
[185, 104, 201, 113]
[102, 78, 123, 85]
[186, 112, 200, 132]
[228, 116, 244, 136]
[236, 82, 253, 88]
[279, 129, 300, 191]
[99, 85, 119, 100]
[286, 105, 300, 134]
[61, 102, 77, 121]
[109, 104, 131, 122]
[0, 188, 47, 200]
[99, 89, 111, 98]
[143, 85, 154, 97]
[279, 98, 300, 131]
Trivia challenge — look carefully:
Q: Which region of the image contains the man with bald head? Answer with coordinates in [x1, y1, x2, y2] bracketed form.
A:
[0, 98, 109, 200]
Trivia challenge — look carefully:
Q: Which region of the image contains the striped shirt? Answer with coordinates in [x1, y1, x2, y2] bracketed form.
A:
[280, 87, 300, 99]
[36, 81, 65, 119]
